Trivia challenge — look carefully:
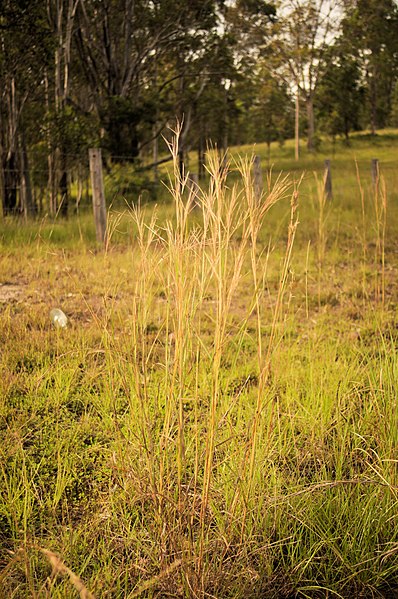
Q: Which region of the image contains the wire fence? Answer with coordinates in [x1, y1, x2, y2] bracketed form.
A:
[0, 148, 397, 218]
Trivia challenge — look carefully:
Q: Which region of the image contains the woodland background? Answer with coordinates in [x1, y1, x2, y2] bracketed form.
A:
[1, 0, 398, 217]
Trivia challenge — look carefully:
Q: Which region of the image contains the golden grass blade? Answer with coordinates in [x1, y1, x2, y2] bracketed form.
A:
[39, 548, 96, 599]
[127, 559, 182, 598]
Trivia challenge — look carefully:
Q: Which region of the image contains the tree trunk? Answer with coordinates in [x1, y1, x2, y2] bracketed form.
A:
[370, 76, 377, 136]
[344, 116, 350, 144]
[306, 95, 315, 152]
[20, 132, 35, 217]
[153, 126, 159, 184]
[48, 152, 57, 215]
[1, 152, 18, 215]
[1, 77, 20, 215]
[49, 0, 78, 217]
[59, 155, 69, 217]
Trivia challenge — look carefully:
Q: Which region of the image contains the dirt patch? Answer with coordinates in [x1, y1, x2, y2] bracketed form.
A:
[0, 283, 24, 303]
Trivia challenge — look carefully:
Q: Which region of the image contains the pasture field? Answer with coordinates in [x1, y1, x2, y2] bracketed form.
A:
[1, 131, 398, 598]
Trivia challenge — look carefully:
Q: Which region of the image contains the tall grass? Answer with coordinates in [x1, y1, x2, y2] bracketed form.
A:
[108, 130, 297, 594]
[373, 172, 387, 308]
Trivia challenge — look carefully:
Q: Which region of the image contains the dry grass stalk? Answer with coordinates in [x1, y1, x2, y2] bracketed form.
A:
[127, 559, 182, 598]
[375, 174, 387, 308]
[241, 186, 299, 532]
[313, 171, 328, 307]
[0, 549, 23, 586]
[355, 160, 367, 303]
[39, 547, 96, 599]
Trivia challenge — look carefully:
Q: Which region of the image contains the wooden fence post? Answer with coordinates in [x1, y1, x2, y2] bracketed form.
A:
[89, 148, 107, 244]
[324, 159, 332, 200]
[253, 155, 263, 200]
[371, 158, 379, 188]
[295, 92, 300, 161]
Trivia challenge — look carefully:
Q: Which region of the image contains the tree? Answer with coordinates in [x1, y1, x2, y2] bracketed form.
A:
[316, 43, 364, 142]
[74, 0, 227, 163]
[252, 67, 294, 156]
[271, 0, 343, 153]
[230, 62, 294, 154]
[0, 0, 52, 215]
[226, 0, 277, 69]
[341, 0, 398, 135]
[390, 80, 398, 127]
[46, 0, 83, 216]
[208, 0, 277, 153]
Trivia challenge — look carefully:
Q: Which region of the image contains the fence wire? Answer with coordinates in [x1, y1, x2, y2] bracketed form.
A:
[0, 150, 397, 217]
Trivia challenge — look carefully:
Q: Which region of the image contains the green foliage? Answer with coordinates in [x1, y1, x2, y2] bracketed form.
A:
[237, 0, 276, 18]
[237, 63, 294, 147]
[0, 0, 53, 79]
[104, 163, 158, 204]
[45, 106, 99, 160]
[341, 0, 398, 131]
[317, 45, 365, 140]
[389, 80, 398, 127]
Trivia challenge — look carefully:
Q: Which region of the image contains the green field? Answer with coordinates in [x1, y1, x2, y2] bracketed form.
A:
[1, 131, 398, 598]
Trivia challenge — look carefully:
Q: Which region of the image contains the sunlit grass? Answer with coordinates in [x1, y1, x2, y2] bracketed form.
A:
[1, 130, 398, 598]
